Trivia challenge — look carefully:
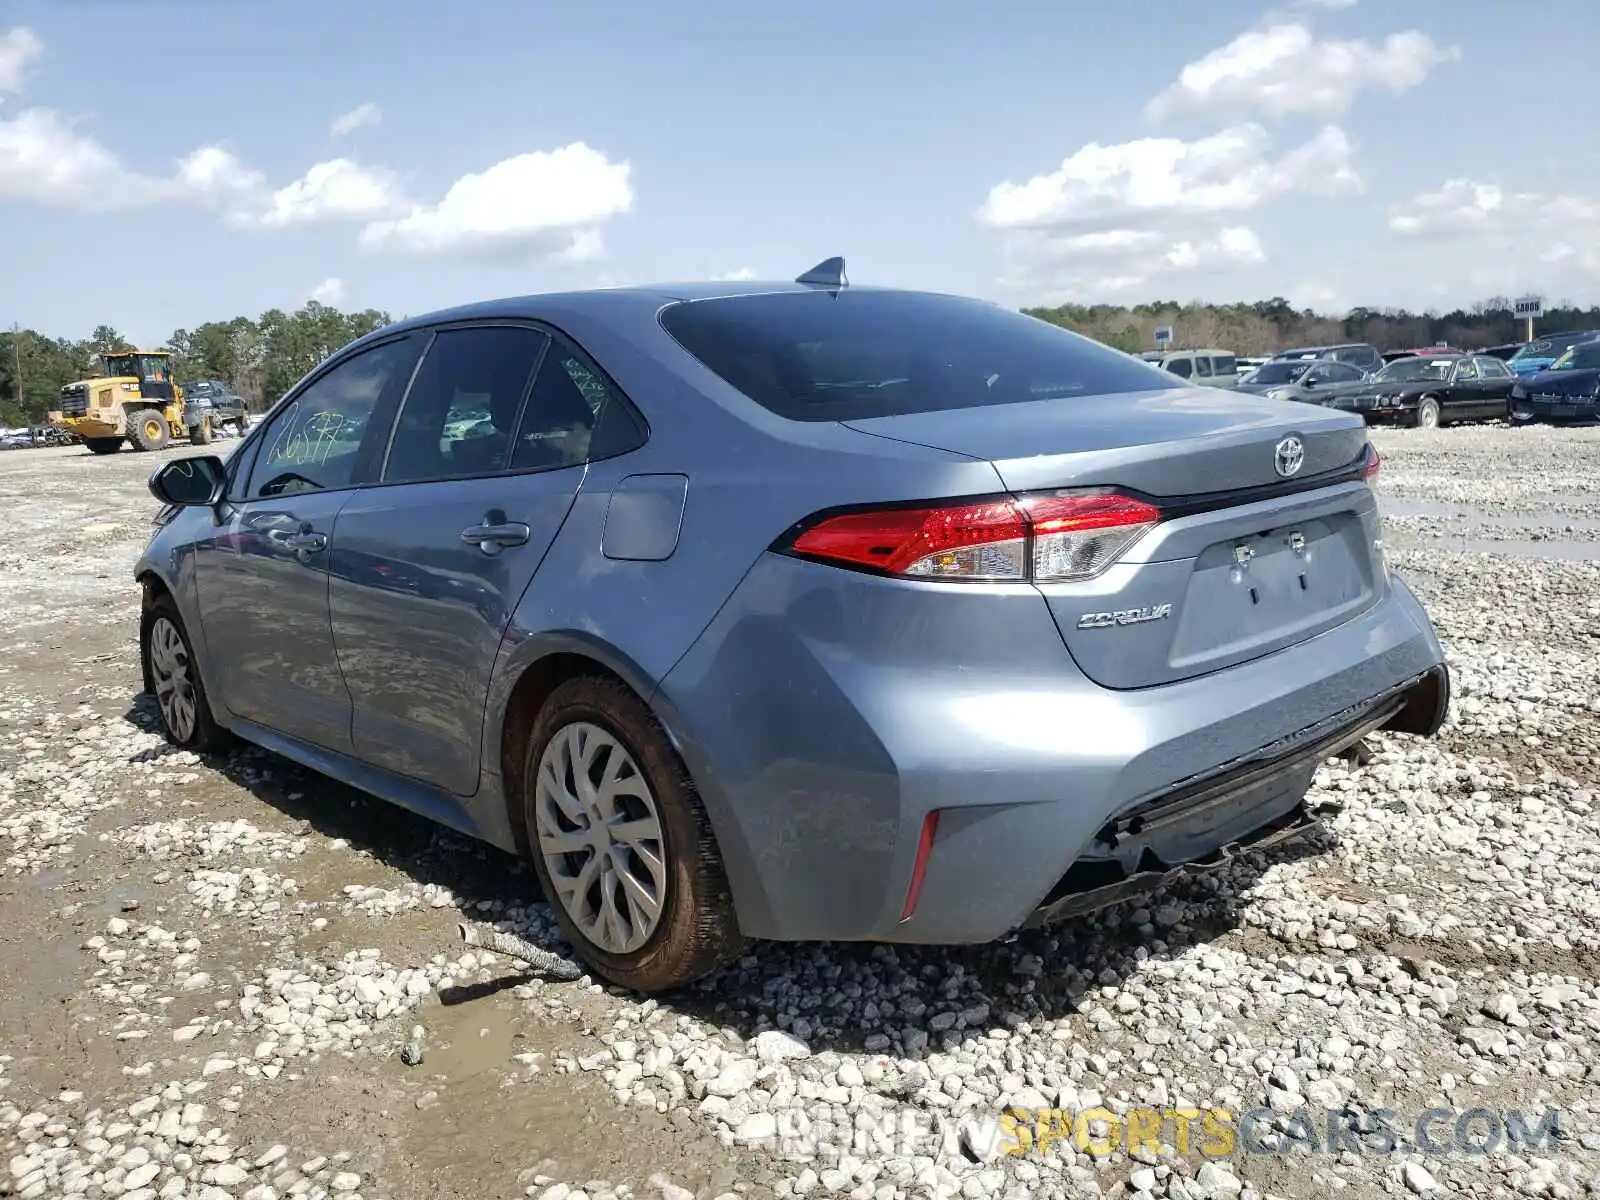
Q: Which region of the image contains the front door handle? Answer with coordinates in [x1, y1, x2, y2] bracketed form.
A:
[461, 512, 531, 555]
[284, 521, 327, 564]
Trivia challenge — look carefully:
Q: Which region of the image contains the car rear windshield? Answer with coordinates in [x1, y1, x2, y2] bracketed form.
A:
[658, 290, 1183, 421]
[1246, 361, 1309, 385]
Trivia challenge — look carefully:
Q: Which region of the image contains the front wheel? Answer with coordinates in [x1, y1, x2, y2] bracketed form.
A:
[140, 596, 227, 752]
[521, 676, 744, 992]
[190, 417, 212, 446]
[1414, 396, 1441, 429]
[129, 408, 170, 451]
[84, 437, 123, 455]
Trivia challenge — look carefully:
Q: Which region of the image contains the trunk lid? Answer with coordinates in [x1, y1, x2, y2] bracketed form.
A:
[844, 388, 1384, 689]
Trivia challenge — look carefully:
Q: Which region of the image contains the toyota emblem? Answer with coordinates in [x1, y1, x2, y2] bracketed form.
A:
[1274, 435, 1305, 478]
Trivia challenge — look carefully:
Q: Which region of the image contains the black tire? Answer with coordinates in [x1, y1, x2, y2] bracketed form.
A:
[190, 418, 212, 446]
[129, 409, 169, 451]
[85, 438, 123, 455]
[520, 676, 744, 992]
[1414, 396, 1441, 429]
[139, 594, 228, 753]
[235, 413, 250, 433]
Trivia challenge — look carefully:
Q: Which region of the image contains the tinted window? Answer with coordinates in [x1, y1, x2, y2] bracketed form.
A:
[1512, 332, 1600, 362]
[507, 339, 605, 471]
[1193, 356, 1213, 377]
[1249, 361, 1309, 385]
[1479, 357, 1512, 379]
[1165, 358, 1193, 378]
[383, 326, 549, 483]
[659, 291, 1183, 421]
[1211, 355, 1236, 375]
[1452, 359, 1481, 382]
[246, 339, 416, 499]
[1326, 362, 1363, 383]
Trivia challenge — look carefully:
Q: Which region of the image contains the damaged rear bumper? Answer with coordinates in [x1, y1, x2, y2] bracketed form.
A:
[1023, 663, 1448, 929]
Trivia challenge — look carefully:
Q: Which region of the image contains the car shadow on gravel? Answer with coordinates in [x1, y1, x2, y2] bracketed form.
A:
[123, 692, 1334, 1058]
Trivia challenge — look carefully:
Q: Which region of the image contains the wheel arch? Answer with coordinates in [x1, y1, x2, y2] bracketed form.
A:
[488, 631, 761, 929]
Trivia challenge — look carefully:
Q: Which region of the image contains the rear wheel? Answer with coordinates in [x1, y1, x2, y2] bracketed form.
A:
[84, 437, 123, 455]
[1414, 396, 1441, 429]
[520, 676, 744, 992]
[190, 417, 212, 446]
[140, 595, 227, 752]
[130, 409, 170, 451]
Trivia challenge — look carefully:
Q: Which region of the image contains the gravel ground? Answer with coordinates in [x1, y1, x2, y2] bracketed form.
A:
[2, 425, 1599, 1200]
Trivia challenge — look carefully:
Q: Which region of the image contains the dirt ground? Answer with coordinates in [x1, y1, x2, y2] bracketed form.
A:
[2, 427, 1599, 1200]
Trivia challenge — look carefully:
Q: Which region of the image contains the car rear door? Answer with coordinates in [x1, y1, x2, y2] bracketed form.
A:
[1476, 356, 1514, 416]
[1445, 357, 1485, 416]
[325, 323, 611, 796]
[194, 334, 424, 752]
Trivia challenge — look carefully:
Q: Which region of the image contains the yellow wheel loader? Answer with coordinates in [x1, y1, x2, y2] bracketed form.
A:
[50, 350, 188, 454]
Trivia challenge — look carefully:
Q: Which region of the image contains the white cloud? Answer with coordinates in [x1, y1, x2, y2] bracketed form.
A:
[257, 159, 408, 228]
[0, 108, 166, 210]
[1389, 178, 1600, 288]
[309, 277, 349, 306]
[0, 26, 42, 96]
[979, 125, 1356, 299]
[715, 267, 757, 281]
[1146, 20, 1459, 123]
[980, 124, 1359, 232]
[329, 102, 382, 138]
[1301, 0, 1357, 8]
[358, 141, 633, 259]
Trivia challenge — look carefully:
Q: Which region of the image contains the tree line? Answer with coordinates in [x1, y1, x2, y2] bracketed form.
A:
[0, 302, 391, 427]
[6, 293, 1599, 427]
[1022, 296, 1600, 356]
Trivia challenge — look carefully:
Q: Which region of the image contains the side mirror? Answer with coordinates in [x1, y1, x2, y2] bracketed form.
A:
[150, 455, 227, 507]
[1302, 376, 1319, 389]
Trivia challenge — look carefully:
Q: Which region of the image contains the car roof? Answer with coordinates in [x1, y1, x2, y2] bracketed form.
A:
[336, 279, 991, 358]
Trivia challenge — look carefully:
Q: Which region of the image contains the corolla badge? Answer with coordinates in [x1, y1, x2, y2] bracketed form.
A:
[1274, 435, 1305, 478]
[1076, 603, 1174, 630]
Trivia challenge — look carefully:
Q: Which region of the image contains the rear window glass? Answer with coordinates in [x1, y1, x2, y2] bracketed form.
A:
[658, 291, 1183, 421]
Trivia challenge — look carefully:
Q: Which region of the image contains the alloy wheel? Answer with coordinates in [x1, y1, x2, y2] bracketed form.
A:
[147, 616, 198, 742]
[533, 721, 667, 955]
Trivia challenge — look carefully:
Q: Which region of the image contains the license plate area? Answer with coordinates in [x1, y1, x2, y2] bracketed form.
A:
[1169, 515, 1373, 669]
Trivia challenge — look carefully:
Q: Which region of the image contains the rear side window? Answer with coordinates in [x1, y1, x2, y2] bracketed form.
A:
[1165, 358, 1193, 378]
[1479, 357, 1511, 379]
[508, 339, 606, 471]
[1194, 356, 1213, 377]
[1212, 355, 1236, 375]
[659, 291, 1183, 421]
[383, 325, 549, 483]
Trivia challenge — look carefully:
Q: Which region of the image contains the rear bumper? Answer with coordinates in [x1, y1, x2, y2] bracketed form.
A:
[657, 553, 1450, 945]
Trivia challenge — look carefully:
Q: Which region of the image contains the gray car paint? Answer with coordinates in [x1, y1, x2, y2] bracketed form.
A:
[136, 279, 1448, 948]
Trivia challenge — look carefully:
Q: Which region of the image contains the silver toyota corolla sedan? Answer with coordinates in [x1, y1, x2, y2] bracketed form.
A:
[135, 260, 1450, 993]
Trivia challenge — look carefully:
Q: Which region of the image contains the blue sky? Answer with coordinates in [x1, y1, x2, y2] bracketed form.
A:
[4, 0, 1598, 345]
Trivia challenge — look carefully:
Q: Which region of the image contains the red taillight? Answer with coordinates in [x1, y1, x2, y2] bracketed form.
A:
[785, 490, 1161, 583]
[1363, 445, 1380, 482]
[900, 810, 940, 922]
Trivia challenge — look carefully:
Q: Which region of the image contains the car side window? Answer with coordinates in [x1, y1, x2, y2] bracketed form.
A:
[382, 326, 551, 484]
[1212, 355, 1236, 375]
[1305, 364, 1332, 384]
[1453, 359, 1481, 382]
[1327, 363, 1360, 383]
[508, 339, 609, 471]
[245, 339, 416, 499]
[1164, 358, 1192, 379]
[1193, 356, 1213, 377]
[1479, 357, 1510, 379]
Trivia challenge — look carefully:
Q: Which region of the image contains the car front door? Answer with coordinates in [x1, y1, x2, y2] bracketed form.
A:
[194, 335, 423, 752]
[326, 324, 616, 796]
[1476, 356, 1514, 417]
[1445, 357, 1484, 416]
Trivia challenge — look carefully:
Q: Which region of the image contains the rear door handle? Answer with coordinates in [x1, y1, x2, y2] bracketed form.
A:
[284, 532, 327, 552]
[461, 517, 531, 555]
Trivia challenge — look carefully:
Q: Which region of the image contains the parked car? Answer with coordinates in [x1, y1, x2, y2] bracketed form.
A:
[1476, 343, 1524, 362]
[182, 379, 252, 444]
[1154, 348, 1239, 388]
[1380, 346, 1462, 363]
[134, 263, 1450, 992]
[1305, 353, 1516, 428]
[1509, 340, 1600, 423]
[1507, 330, 1600, 375]
[1270, 342, 1385, 375]
[1236, 357, 1368, 398]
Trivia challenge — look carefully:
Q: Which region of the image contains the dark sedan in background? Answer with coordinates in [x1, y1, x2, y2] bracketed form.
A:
[1510, 341, 1600, 424]
[1301, 354, 1517, 428]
